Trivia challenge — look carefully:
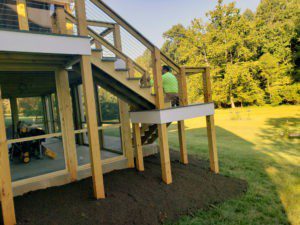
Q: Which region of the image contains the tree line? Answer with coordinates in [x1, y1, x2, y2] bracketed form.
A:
[161, 0, 299, 107]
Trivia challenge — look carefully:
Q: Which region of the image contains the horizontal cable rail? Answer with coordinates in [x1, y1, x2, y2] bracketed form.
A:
[65, 11, 147, 77]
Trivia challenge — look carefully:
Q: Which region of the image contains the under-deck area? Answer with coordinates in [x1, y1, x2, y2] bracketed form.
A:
[10, 137, 122, 182]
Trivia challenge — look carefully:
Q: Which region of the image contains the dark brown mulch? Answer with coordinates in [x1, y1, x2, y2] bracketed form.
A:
[1, 151, 247, 225]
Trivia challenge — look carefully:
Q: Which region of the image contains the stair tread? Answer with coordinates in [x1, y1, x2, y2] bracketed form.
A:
[141, 85, 152, 88]
[116, 68, 129, 72]
[102, 57, 117, 62]
[127, 77, 141, 81]
[92, 48, 103, 52]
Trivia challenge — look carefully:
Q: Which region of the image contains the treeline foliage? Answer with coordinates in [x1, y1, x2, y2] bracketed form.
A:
[161, 0, 300, 107]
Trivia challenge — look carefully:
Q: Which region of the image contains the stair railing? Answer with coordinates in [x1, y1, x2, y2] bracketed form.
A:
[65, 0, 210, 108]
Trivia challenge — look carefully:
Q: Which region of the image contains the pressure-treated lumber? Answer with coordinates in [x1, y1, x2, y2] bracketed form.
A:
[113, 24, 135, 168]
[80, 56, 106, 199]
[55, 6, 67, 34]
[119, 103, 135, 168]
[152, 47, 172, 184]
[157, 124, 172, 184]
[0, 86, 17, 225]
[87, 20, 115, 28]
[55, 68, 78, 181]
[75, 0, 105, 199]
[16, 0, 29, 30]
[202, 68, 219, 173]
[178, 67, 188, 164]
[133, 123, 144, 171]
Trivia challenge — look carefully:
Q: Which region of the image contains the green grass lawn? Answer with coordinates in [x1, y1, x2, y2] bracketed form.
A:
[167, 105, 299, 225]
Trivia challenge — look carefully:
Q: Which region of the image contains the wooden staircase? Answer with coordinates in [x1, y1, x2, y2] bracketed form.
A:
[90, 54, 169, 145]
[65, 0, 197, 146]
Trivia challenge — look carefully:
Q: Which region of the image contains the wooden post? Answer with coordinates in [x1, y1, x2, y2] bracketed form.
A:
[177, 67, 188, 164]
[16, 0, 29, 30]
[10, 98, 19, 139]
[126, 58, 135, 78]
[133, 123, 144, 171]
[113, 24, 135, 168]
[55, 5, 67, 34]
[75, 0, 105, 199]
[55, 68, 78, 181]
[41, 96, 49, 134]
[152, 47, 172, 184]
[0, 87, 17, 225]
[65, 3, 74, 35]
[202, 68, 219, 173]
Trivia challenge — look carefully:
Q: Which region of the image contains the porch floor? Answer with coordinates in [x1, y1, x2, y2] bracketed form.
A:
[10, 137, 122, 182]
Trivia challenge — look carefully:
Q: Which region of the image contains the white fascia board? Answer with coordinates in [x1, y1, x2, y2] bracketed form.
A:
[130, 103, 215, 124]
[0, 30, 91, 55]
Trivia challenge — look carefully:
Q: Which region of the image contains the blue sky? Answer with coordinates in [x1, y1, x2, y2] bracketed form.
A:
[102, 0, 261, 47]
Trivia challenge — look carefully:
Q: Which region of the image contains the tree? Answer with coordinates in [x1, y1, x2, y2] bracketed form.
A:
[160, 0, 299, 107]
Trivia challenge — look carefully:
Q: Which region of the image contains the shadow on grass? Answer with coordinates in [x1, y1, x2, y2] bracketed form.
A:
[167, 123, 291, 225]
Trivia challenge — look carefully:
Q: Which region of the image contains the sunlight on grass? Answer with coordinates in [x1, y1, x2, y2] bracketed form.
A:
[168, 105, 300, 225]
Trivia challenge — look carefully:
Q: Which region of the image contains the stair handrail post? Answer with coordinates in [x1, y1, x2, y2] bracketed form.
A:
[202, 67, 219, 173]
[177, 67, 188, 164]
[74, 0, 106, 199]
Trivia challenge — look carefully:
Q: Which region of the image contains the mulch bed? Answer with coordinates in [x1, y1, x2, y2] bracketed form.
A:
[1, 151, 247, 225]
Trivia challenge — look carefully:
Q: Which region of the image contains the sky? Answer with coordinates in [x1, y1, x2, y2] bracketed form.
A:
[102, 0, 261, 47]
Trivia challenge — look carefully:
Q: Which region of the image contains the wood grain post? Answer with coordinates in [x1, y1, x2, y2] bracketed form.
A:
[113, 24, 135, 168]
[133, 123, 144, 171]
[55, 69, 78, 181]
[75, 0, 105, 199]
[177, 67, 188, 164]
[202, 67, 219, 173]
[0, 86, 17, 225]
[55, 5, 67, 34]
[152, 47, 172, 184]
[16, 0, 29, 30]
[126, 58, 135, 78]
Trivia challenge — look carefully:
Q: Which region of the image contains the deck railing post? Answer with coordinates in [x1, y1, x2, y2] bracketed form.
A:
[152, 47, 172, 184]
[202, 67, 219, 173]
[75, 0, 105, 199]
[55, 5, 67, 34]
[0, 86, 17, 225]
[177, 67, 188, 164]
[113, 24, 135, 168]
[16, 0, 29, 30]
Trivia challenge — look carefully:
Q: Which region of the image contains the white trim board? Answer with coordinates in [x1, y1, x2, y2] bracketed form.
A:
[130, 103, 215, 124]
[0, 30, 91, 55]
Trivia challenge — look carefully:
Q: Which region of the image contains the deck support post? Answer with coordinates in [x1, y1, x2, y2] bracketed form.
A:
[133, 123, 144, 171]
[202, 68, 219, 173]
[0, 86, 17, 225]
[177, 67, 188, 164]
[16, 0, 29, 30]
[152, 47, 172, 184]
[55, 68, 78, 181]
[75, 0, 105, 199]
[113, 24, 135, 168]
